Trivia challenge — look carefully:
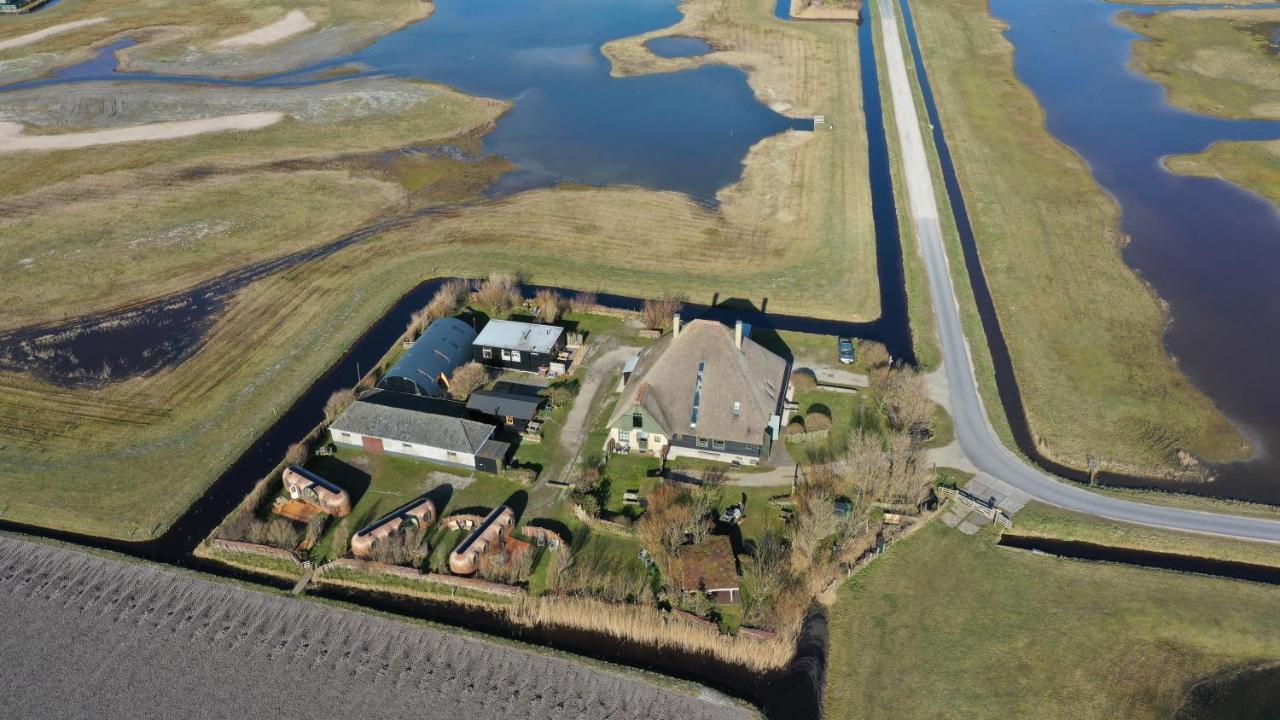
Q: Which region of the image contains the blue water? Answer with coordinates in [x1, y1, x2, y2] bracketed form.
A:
[988, 0, 1280, 501]
[4, 0, 808, 199]
[645, 36, 714, 57]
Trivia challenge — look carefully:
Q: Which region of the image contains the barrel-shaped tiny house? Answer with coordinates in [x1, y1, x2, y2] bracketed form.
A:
[447, 505, 515, 575]
[350, 496, 437, 559]
[281, 465, 352, 517]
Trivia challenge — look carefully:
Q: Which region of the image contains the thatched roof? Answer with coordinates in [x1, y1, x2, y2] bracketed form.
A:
[609, 319, 787, 445]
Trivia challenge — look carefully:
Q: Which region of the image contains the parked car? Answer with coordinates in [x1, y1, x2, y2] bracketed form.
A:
[838, 336, 856, 364]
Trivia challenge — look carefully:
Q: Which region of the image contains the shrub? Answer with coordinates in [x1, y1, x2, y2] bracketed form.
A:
[284, 442, 309, 467]
[641, 293, 686, 331]
[447, 361, 489, 400]
[507, 467, 538, 486]
[784, 416, 806, 436]
[790, 368, 818, 390]
[541, 376, 580, 408]
[474, 271, 521, 312]
[571, 290, 599, 312]
[323, 388, 357, 423]
[805, 409, 832, 432]
[534, 289, 565, 324]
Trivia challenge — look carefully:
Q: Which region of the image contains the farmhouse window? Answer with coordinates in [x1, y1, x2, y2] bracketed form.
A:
[696, 437, 709, 448]
[712, 439, 725, 450]
[339, 431, 351, 438]
[402, 443, 413, 450]
[618, 429, 630, 442]
[632, 412, 643, 428]
[446, 451, 459, 459]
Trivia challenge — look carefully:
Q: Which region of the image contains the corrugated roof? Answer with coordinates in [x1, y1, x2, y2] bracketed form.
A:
[332, 390, 495, 454]
[466, 389, 543, 421]
[473, 319, 564, 353]
[608, 319, 788, 446]
[380, 317, 477, 398]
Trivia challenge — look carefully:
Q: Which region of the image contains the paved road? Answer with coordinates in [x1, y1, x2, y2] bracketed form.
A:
[877, 0, 1280, 543]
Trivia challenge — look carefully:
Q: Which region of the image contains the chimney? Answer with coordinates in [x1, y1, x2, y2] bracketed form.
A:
[734, 319, 744, 349]
[672, 313, 682, 338]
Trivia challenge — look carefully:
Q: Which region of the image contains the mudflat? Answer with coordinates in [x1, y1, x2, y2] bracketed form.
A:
[0, 535, 753, 720]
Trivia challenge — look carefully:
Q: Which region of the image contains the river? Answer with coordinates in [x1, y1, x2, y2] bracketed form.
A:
[980, 0, 1280, 502]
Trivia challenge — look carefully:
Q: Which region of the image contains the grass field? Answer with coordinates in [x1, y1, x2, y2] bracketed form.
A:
[904, 0, 1247, 475]
[1010, 501, 1280, 569]
[0, 0, 429, 81]
[1122, 8, 1280, 121]
[824, 520, 1280, 719]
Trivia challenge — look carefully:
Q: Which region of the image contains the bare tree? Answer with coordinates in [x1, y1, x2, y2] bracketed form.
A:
[641, 294, 686, 331]
[571, 290, 599, 313]
[787, 475, 842, 575]
[862, 341, 893, 399]
[323, 388, 357, 423]
[742, 533, 789, 629]
[447, 361, 489, 400]
[534, 289, 565, 324]
[881, 367, 932, 435]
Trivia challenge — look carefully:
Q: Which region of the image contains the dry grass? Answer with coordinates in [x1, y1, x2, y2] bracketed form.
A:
[824, 521, 1280, 719]
[0, 169, 403, 330]
[907, 0, 1248, 473]
[0, 0, 876, 538]
[0, 0, 428, 77]
[602, 0, 878, 320]
[1122, 8, 1280, 120]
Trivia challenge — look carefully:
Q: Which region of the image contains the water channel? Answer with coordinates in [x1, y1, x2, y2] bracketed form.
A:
[985, 0, 1280, 502]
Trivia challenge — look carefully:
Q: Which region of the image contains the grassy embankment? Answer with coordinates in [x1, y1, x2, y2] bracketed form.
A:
[1122, 8, 1280, 121]
[0, 0, 429, 80]
[824, 520, 1280, 719]
[902, 0, 1248, 476]
[1011, 501, 1280, 568]
[0, 0, 876, 540]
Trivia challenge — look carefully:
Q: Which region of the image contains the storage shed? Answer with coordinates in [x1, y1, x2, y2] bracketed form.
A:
[379, 317, 477, 398]
[329, 390, 509, 473]
[281, 465, 351, 517]
[465, 387, 544, 430]
[350, 496, 437, 559]
[472, 319, 566, 373]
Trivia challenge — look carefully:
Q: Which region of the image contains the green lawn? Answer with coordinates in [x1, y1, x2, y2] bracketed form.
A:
[730, 485, 794, 544]
[787, 388, 877, 460]
[305, 447, 520, 563]
[602, 454, 662, 516]
[825, 521, 1280, 720]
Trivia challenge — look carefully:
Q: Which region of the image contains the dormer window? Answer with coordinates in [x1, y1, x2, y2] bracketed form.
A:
[733, 401, 741, 417]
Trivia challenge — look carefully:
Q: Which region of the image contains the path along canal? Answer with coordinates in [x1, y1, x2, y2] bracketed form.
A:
[897, 0, 1280, 502]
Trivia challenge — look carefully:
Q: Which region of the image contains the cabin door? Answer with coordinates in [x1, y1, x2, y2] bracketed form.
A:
[362, 436, 384, 454]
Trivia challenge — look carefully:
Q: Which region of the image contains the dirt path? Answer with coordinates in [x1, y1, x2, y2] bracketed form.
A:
[217, 10, 316, 48]
[555, 345, 635, 479]
[0, 113, 283, 153]
[0, 17, 107, 52]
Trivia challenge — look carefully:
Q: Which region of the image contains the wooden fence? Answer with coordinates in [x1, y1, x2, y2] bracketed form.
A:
[937, 486, 1013, 529]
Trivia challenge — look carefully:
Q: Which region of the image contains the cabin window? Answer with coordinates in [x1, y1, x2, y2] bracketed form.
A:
[712, 439, 725, 450]
[482, 347, 492, 359]
[696, 437, 709, 448]
[501, 349, 511, 361]
[510, 350, 522, 362]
